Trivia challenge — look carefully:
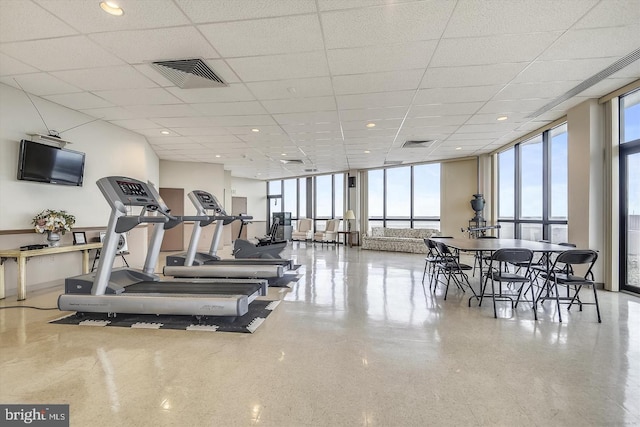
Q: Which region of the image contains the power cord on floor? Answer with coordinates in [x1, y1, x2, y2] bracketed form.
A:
[0, 305, 58, 310]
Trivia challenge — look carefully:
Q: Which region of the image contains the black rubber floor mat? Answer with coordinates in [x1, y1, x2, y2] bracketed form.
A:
[49, 300, 280, 333]
[268, 274, 301, 287]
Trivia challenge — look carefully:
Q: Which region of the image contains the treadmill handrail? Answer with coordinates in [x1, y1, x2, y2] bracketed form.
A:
[115, 215, 168, 233]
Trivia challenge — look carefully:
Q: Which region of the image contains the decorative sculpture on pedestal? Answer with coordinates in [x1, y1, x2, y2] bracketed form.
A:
[470, 194, 485, 222]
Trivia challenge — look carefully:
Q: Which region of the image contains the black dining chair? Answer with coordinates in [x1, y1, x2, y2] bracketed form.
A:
[538, 249, 600, 323]
[479, 248, 535, 319]
[432, 241, 476, 300]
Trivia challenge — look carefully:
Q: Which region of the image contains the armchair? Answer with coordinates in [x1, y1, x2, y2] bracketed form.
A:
[292, 218, 313, 241]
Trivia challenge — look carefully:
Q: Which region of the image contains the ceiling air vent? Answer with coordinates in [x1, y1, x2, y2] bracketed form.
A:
[304, 168, 318, 172]
[151, 58, 228, 89]
[526, 47, 640, 118]
[280, 159, 304, 165]
[402, 140, 434, 148]
[384, 160, 403, 165]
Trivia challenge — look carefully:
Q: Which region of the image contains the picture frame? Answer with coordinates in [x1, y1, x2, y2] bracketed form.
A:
[73, 231, 87, 245]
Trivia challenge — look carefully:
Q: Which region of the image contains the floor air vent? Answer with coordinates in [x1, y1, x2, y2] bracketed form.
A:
[151, 58, 228, 89]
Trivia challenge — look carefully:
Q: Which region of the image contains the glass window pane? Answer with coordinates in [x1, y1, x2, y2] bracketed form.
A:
[622, 89, 640, 143]
[315, 175, 332, 218]
[520, 136, 543, 219]
[386, 220, 411, 228]
[368, 169, 384, 218]
[498, 222, 514, 239]
[299, 178, 307, 219]
[498, 149, 515, 219]
[414, 220, 440, 231]
[413, 164, 440, 217]
[550, 224, 568, 244]
[335, 174, 344, 217]
[268, 180, 281, 195]
[519, 223, 543, 242]
[550, 124, 568, 219]
[625, 152, 640, 288]
[368, 220, 383, 234]
[386, 166, 411, 218]
[283, 179, 297, 218]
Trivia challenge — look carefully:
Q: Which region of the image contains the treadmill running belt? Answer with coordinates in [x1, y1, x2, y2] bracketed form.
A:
[125, 281, 262, 295]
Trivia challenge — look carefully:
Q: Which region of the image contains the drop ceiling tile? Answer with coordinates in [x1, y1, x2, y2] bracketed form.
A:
[444, 0, 596, 38]
[0, 36, 125, 71]
[199, 15, 323, 57]
[455, 123, 513, 135]
[272, 111, 339, 125]
[175, 0, 316, 22]
[79, 106, 140, 120]
[321, 1, 454, 49]
[540, 26, 640, 60]
[94, 88, 181, 106]
[512, 57, 620, 84]
[0, 1, 77, 42]
[327, 41, 437, 75]
[339, 107, 407, 122]
[90, 27, 219, 64]
[343, 129, 397, 139]
[110, 119, 162, 130]
[414, 85, 501, 104]
[262, 96, 336, 114]
[191, 101, 268, 116]
[165, 84, 256, 103]
[318, 0, 420, 11]
[578, 77, 638, 98]
[227, 51, 329, 82]
[0, 53, 38, 76]
[421, 63, 528, 88]
[125, 104, 201, 118]
[408, 102, 484, 117]
[494, 80, 582, 101]
[341, 118, 403, 130]
[283, 123, 341, 134]
[134, 60, 240, 87]
[478, 98, 552, 115]
[431, 32, 561, 67]
[175, 129, 233, 137]
[43, 92, 114, 109]
[148, 136, 198, 145]
[36, 0, 190, 33]
[226, 125, 284, 134]
[247, 77, 333, 100]
[337, 90, 415, 110]
[333, 69, 423, 95]
[574, 1, 640, 29]
[0, 73, 81, 96]
[51, 66, 158, 91]
[465, 113, 529, 125]
[403, 115, 470, 127]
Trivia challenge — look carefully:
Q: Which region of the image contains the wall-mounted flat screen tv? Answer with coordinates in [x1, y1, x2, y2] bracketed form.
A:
[17, 139, 85, 186]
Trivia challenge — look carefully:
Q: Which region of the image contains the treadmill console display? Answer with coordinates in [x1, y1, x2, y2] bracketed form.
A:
[117, 180, 148, 197]
[195, 191, 222, 212]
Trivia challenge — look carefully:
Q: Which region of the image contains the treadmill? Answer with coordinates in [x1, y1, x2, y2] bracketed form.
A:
[58, 176, 267, 317]
[165, 190, 297, 281]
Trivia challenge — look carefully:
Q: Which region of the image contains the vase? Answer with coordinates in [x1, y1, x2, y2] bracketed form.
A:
[46, 231, 61, 247]
[470, 194, 485, 221]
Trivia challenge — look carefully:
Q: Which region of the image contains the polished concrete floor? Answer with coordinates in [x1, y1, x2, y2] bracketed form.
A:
[1, 243, 640, 426]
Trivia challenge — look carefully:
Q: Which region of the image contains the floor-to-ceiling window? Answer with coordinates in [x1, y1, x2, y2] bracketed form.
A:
[497, 123, 568, 242]
[367, 163, 440, 232]
[620, 89, 640, 292]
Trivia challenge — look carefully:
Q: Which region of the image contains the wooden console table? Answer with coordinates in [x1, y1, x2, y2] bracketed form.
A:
[0, 242, 102, 301]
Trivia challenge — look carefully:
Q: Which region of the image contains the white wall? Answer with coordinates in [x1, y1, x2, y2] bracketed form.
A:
[231, 176, 268, 240]
[0, 83, 159, 297]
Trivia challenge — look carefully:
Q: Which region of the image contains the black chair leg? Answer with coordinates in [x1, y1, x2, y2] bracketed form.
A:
[554, 281, 563, 323]
[593, 286, 601, 323]
[491, 279, 497, 318]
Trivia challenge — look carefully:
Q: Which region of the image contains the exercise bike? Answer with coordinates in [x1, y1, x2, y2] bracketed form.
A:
[233, 217, 287, 259]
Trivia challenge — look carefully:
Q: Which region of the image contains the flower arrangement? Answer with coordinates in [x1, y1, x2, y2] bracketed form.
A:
[32, 209, 76, 235]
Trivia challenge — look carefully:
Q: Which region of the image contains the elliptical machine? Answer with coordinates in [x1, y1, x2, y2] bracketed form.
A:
[234, 217, 287, 259]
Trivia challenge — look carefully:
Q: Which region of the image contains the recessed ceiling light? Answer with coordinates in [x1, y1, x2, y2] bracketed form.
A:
[281, 153, 287, 156]
[100, 1, 124, 16]
[497, 116, 508, 121]
[364, 150, 371, 154]
[455, 147, 462, 150]
[365, 123, 376, 128]
[215, 155, 221, 158]
[160, 130, 170, 135]
[251, 128, 260, 133]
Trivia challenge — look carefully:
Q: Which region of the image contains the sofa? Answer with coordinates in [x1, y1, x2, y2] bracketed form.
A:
[361, 227, 441, 254]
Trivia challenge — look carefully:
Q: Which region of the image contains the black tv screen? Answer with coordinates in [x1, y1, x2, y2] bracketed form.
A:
[17, 139, 85, 186]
